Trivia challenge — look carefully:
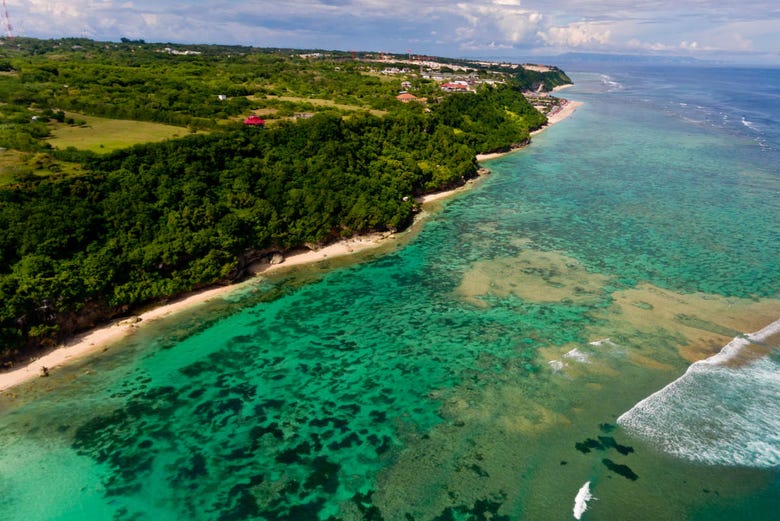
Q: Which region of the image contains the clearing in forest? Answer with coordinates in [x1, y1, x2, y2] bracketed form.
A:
[47, 113, 191, 153]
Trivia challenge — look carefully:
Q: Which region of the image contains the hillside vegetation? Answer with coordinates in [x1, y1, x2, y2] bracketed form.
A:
[0, 37, 571, 364]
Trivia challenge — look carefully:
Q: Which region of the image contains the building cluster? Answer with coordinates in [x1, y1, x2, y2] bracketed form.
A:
[394, 67, 509, 103]
[440, 81, 469, 92]
[381, 67, 410, 75]
[160, 47, 202, 56]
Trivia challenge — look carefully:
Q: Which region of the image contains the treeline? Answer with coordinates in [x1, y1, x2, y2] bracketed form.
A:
[0, 82, 544, 362]
[0, 38, 570, 135]
[2, 42, 395, 130]
[433, 84, 546, 151]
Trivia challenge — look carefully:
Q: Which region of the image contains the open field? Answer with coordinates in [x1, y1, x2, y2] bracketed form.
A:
[0, 149, 85, 187]
[251, 95, 388, 117]
[47, 113, 192, 154]
[0, 148, 24, 186]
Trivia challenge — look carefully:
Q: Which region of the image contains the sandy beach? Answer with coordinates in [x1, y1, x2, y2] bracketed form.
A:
[0, 96, 582, 393]
[476, 98, 583, 163]
[533, 99, 583, 135]
[0, 234, 398, 392]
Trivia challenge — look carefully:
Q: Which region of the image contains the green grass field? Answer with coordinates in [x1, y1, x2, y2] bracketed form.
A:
[47, 113, 192, 154]
[0, 149, 85, 187]
[0, 149, 23, 186]
[253, 95, 388, 117]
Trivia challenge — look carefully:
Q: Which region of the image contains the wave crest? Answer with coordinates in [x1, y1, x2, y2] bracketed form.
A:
[573, 481, 594, 520]
[617, 320, 780, 468]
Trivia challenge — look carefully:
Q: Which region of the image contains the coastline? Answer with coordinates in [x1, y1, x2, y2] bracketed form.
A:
[534, 99, 583, 135]
[0, 97, 582, 394]
[474, 98, 582, 163]
[0, 234, 401, 393]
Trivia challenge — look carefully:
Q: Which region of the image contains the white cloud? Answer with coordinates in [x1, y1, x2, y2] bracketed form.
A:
[140, 13, 158, 28]
[5, 1, 780, 62]
[732, 33, 753, 50]
[626, 38, 672, 52]
[449, 1, 545, 49]
[539, 21, 612, 48]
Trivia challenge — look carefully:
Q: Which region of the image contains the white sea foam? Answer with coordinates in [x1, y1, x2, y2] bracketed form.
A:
[549, 359, 564, 372]
[741, 117, 759, 131]
[682, 117, 704, 125]
[599, 74, 623, 92]
[618, 319, 780, 468]
[573, 481, 594, 519]
[564, 348, 590, 363]
[588, 338, 614, 347]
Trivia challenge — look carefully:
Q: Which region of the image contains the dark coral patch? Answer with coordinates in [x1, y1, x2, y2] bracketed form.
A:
[303, 456, 341, 494]
[598, 436, 634, 456]
[574, 438, 604, 453]
[602, 458, 639, 481]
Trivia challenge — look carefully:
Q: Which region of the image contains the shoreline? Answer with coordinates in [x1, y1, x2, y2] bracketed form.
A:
[0, 233, 403, 393]
[0, 97, 582, 394]
[534, 99, 583, 135]
[475, 98, 583, 163]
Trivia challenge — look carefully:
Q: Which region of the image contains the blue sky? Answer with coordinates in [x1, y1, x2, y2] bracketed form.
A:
[9, 1, 780, 63]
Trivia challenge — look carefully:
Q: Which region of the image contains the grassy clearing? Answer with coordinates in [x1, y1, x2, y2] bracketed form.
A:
[47, 113, 193, 154]
[0, 149, 23, 186]
[0, 149, 84, 187]
[252, 95, 387, 117]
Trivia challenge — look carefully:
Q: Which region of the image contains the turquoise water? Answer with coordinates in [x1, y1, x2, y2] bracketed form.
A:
[1, 66, 779, 520]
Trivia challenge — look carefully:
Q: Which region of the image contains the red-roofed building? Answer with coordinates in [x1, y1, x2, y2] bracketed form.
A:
[243, 115, 265, 126]
[441, 82, 469, 92]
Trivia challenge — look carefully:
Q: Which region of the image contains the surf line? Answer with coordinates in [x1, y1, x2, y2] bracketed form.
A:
[695, 318, 780, 366]
[573, 481, 596, 520]
[617, 320, 780, 466]
[622, 318, 780, 409]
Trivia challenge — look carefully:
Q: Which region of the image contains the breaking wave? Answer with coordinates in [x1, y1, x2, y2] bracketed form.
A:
[563, 348, 590, 363]
[618, 320, 780, 468]
[741, 116, 759, 131]
[599, 74, 623, 92]
[573, 481, 594, 520]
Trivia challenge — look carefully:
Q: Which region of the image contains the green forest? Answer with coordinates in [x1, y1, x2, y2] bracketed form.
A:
[0, 37, 571, 364]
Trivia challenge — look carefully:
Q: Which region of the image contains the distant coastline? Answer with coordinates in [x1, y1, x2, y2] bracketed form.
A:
[0, 95, 581, 394]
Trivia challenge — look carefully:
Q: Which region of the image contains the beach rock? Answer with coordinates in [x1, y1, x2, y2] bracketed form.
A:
[269, 254, 285, 265]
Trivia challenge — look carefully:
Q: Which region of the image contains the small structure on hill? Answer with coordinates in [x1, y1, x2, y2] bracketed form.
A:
[396, 92, 418, 103]
[243, 115, 265, 126]
[441, 81, 469, 92]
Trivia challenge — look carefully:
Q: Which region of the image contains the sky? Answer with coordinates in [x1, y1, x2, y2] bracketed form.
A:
[6, 1, 780, 64]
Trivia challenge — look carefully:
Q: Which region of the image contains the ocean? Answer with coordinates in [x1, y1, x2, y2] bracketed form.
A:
[1, 64, 778, 520]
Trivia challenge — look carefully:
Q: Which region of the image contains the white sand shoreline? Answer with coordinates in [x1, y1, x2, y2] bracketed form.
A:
[475, 98, 582, 163]
[0, 234, 400, 393]
[534, 99, 583, 135]
[0, 96, 582, 393]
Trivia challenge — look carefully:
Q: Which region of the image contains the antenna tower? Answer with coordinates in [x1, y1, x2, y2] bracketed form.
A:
[1, 0, 12, 40]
